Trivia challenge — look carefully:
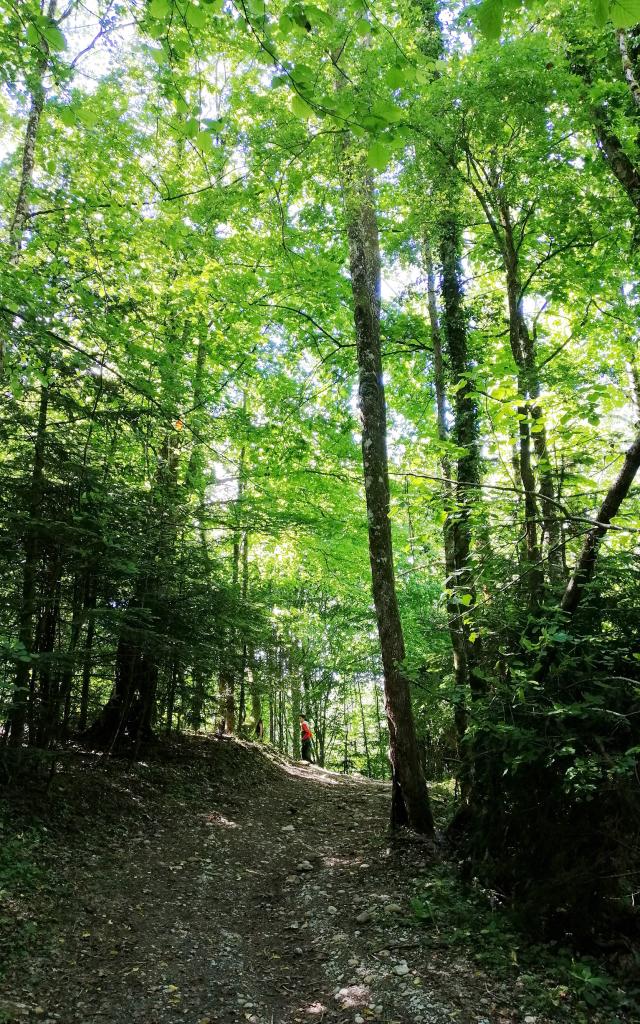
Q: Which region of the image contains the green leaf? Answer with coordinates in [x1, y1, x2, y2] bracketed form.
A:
[186, 3, 207, 27]
[592, 0, 609, 24]
[291, 94, 314, 119]
[384, 66, 406, 90]
[371, 99, 403, 123]
[59, 106, 76, 127]
[610, 0, 640, 26]
[194, 130, 213, 152]
[476, 0, 503, 39]
[42, 21, 67, 50]
[278, 13, 294, 34]
[366, 141, 390, 171]
[355, 17, 370, 36]
[79, 108, 99, 128]
[26, 22, 40, 46]
[149, 0, 171, 16]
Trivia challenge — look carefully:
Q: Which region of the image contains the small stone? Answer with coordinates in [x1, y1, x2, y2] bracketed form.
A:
[384, 903, 402, 914]
[285, 875, 297, 883]
[375, 1006, 383, 1014]
[524, 1018, 538, 1024]
[355, 1016, 365, 1024]
[355, 910, 373, 924]
[282, 824, 295, 832]
[393, 962, 409, 976]
[327, 906, 338, 915]
[296, 860, 314, 872]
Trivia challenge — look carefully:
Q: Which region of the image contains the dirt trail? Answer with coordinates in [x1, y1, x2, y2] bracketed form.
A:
[1, 740, 547, 1024]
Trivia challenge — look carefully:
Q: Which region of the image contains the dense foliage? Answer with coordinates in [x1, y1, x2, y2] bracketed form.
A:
[1, 0, 639, 937]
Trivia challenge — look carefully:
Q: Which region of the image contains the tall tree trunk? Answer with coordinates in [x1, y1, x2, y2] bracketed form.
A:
[424, 237, 469, 740]
[56, 572, 87, 740]
[35, 550, 63, 746]
[356, 677, 372, 777]
[248, 648, 262, 728]
[561, 430, 640, 617]
[501, 222, 547, 607]
[78, 574, 97, 732]
[165, 659, 178, 735]
[537, 425, 640, 680]
[438, 219, 484, 680]
[617, 30, 640, 109]
[291, 670, 301, 760]
[2, 0, 57, 376]
[7, 382, 49, 747]
[425, 224, 483, 796]
[341, 144, 433, 834]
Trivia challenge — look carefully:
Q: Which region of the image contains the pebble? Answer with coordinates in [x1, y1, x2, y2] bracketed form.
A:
[524, 1018, 538, 1024]
[393, 962, 409, 976]
[296, 860, 314, 872]
[355, 909, 373, 924]
[281, 825, 295, 832]
[355, 1016, 364, 1024]
[285, 875, 297, 883]
[384, 903, 402, 914]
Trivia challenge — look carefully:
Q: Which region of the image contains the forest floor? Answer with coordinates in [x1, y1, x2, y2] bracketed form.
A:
[0, 737, 637, 1024]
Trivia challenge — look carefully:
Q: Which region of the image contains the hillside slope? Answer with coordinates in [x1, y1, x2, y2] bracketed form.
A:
[0, 739, 634, 1024]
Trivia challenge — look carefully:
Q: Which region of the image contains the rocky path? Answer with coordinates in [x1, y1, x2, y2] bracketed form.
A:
[0, 740, 565, 1024]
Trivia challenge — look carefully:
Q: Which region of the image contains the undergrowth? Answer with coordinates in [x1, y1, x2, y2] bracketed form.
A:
[418, 782, 640, 1023]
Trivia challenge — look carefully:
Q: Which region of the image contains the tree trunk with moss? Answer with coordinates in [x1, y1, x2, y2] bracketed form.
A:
[341, 144, 434, 834]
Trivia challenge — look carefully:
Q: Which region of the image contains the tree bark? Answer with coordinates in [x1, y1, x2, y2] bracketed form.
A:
[424, 235, 471, 744]
[439, 219, 483, 646]
[2, 0, 58, 376]
[501, 207, 559, 600]
[341, 144, 434, 834]
[291, 670, 301, 760]
[561, 430, 640, 616]
[617, 30, 640, 110]
[7, 382, 49, 746]
[78, 574, 97, 732]
[592, 111, 640, 216]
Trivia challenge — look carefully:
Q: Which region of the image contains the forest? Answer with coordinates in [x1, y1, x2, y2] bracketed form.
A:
[1, 0, 640, 1018]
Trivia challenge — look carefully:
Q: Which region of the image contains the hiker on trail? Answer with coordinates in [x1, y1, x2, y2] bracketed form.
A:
[299, 714, 314, 763]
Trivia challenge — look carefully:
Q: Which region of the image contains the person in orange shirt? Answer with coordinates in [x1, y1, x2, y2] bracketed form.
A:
[299, 714, 314, 763]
